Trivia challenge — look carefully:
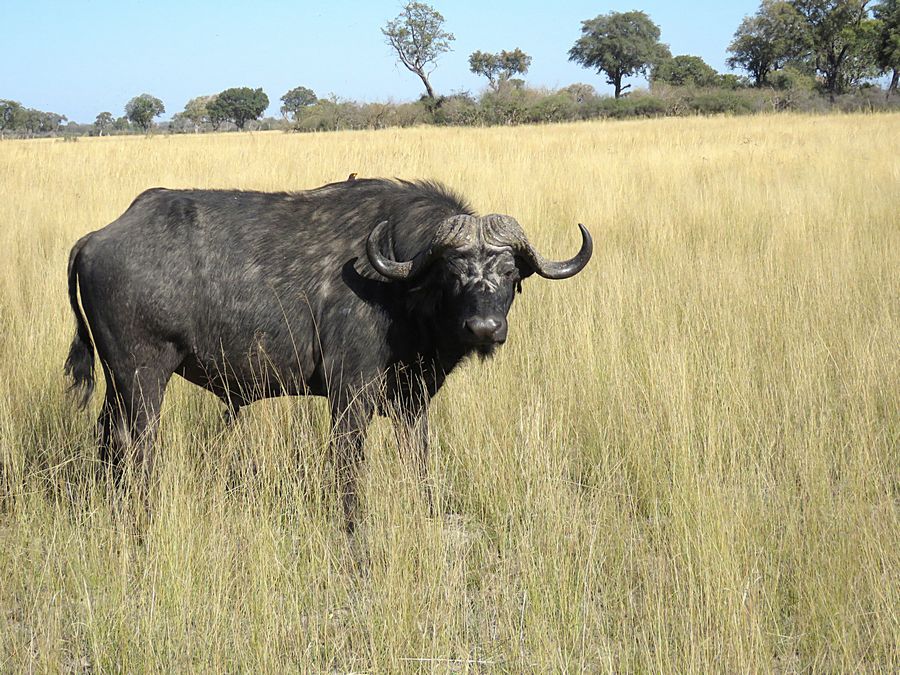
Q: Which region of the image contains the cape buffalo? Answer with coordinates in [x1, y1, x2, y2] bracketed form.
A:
[64, 178, 592, 529]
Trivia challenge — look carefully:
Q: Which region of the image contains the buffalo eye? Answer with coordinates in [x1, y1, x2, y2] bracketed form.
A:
[500, 265, 520, 282]
[439, 264, 465, 293]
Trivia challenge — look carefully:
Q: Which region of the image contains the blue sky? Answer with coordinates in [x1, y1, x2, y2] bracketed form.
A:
[1, 0, 760, 123]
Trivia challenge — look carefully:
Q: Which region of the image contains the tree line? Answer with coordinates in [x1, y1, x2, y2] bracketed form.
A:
[2, 0, 897, 139]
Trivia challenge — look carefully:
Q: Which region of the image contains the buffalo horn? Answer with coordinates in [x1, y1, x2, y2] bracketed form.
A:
[367, 215, 477, 281]
[366, 220, 433, 281]
[485, 215, 593, 280]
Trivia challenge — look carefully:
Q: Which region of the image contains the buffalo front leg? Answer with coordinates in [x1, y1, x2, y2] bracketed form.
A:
[328, 392, 374, 533]
[392, 392, 434, 516]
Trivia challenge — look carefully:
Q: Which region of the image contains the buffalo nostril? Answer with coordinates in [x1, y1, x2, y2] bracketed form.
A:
[465, 317, 504, 342]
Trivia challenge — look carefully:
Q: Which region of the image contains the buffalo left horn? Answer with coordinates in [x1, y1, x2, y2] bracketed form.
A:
[484, 215, 593, 279]
[366, 220, 433, 281]
[367, 215, 478, 281]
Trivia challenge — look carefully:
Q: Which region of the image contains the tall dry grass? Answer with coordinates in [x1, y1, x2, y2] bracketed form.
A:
[0, 115, 898, 671]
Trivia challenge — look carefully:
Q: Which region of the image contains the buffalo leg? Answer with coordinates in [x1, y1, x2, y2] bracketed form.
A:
[99, 366, 170, 484]
[329, 391, 374, 533]
[392, 392, 433, 516]
[222, 401, 241, 427]
[80, 281, 180, 489]
[96, 396, 115, 470]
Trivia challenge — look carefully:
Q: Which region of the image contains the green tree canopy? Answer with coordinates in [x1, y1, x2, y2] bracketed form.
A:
[652, 54, 721, 87]
[19, 109, 66, 134]
[125, 94, 165, 132]
[280, 86, 318, 120]
[873, 0, 900, 95]
[568, 11, 671, 98]
[181, 95, 217, 132]
[382, 2, 455, 100]
[469, 48, 533, 90]
[19, 109, 41, 134]
[790, 0, 877, 99]
[43, 111, 67, 133]
[0, 100, 23, 135]
[207, 87, 269, 130]
[94, 112, 114, 136]
[727, 0, 808, 86]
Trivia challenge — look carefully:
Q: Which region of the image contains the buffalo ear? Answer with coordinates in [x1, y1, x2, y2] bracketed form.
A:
[515, 255, 536, 282]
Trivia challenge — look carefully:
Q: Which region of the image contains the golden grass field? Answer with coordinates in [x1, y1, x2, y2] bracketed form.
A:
[0, 114, 898, 672]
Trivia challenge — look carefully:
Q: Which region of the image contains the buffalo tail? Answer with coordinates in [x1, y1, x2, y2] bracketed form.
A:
[64, 234, 95, 409]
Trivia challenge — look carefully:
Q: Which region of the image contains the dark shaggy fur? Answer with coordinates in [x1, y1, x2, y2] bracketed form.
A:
[64, 178, 584, 530]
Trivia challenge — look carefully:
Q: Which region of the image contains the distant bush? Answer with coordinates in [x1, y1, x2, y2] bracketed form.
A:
[680, 90, 757, 115]
[589, 94, 668, 118]
[717, 74, 747, 90]
[432, 94, 481, 126]
[528, 92, 579, 123]
[770, 66, 818, 92]
[833, 88, 900, 113]
[479, 87, 532, 125]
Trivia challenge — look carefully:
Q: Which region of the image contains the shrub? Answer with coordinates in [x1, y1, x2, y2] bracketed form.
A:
[432, 94, 481, 126]
[528, 93, 579, 123]
[587, 93, 667, 119]
[681, 90, 756, 115]
[479, 88, 531, 125]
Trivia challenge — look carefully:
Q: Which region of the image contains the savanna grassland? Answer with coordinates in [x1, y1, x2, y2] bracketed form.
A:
[0, 115, 898, 672]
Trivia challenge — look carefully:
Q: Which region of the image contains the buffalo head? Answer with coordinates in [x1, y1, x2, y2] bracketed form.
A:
[367, 214, 592, 355]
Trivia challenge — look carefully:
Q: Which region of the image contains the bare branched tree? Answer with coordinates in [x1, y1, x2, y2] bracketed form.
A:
[382, 2, 455, 100]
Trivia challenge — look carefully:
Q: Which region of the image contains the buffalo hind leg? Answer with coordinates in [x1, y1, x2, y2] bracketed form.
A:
[97, 364, 173, 490]
[96, 397, 115, 472]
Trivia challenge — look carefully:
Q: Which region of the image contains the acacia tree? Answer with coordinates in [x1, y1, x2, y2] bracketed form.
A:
[382, 2, 455, 100]
[94, 112, 114, 136]
[207, 87, 269, 130]
[873, 0, 900, 96]
[568, 11, 671, 98]
[469, 48, 532, 90]
[727, 0, 808, 86]
[125, 94, 165, 132]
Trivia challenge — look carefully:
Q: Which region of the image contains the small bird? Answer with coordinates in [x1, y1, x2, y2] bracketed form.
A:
[347, 172, 358, 181]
